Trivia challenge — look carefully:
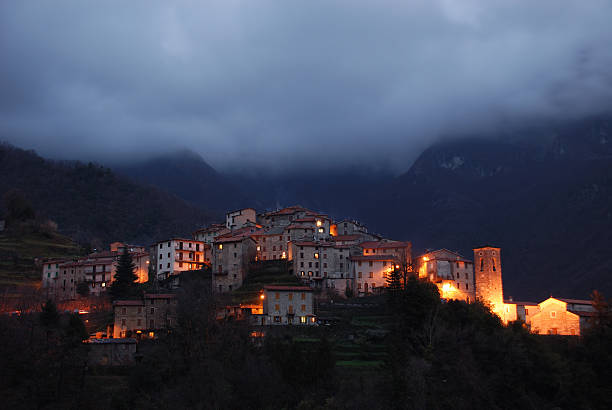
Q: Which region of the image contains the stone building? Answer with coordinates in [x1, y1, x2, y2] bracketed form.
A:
[42, 246, 150, 301]
[335, 219, 369, 236]
[350, 255, 397, 295]
[473, 246, 505, 317]
[86, 338, 137, 366]
[212, 228, 257, 293]
[255, 285, 316, 325]
[416, 249, 475, 302]
[226, 208, 257, 230]
[193, 223, 231, 244]
[529, 297, 581, 335]
[252, 226, 290, 261]
[112, 293, 177, 338]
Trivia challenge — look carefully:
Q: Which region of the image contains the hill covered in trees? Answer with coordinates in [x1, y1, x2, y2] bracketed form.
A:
[0, 142, 216, 248]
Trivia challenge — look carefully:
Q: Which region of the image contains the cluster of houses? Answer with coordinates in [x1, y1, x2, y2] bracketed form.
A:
[42, 205, 596, 341]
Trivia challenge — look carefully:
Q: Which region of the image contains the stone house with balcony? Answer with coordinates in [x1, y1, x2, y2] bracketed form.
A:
[150, 238, 208, 282]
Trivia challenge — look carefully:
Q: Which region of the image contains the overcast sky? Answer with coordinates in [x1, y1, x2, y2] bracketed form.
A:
[1, 1, 611, 174]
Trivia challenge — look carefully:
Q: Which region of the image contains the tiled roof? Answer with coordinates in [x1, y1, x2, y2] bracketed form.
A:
[332, 234, 362, 241]
[294, 217, 316, 222]
[360, 241, 410, 249]
[86, 338, 137, 344]
[114, 300, 144, 306]
[144, 293, 176, 299]
[350, 254, 397, 261]
[264, 285, 313, 291]
[504, 300, 539, 306]
[250, 226, 285, 236]
[559, 298, 592, 305]
[286, 224, 315, 230]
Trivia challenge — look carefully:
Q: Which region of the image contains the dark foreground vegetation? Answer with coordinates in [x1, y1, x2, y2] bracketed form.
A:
[1, 276, 611, 409]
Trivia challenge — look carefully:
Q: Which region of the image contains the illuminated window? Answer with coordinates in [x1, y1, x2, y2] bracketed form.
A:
[316, 220, 322, 227]
[318, 228, 324, 233]
[314, 252, 319, 259]
[300, 316, 306, 324]
[550, 311, 556, 318]
[257, 246, 261, 251]
[301, 271, 305, 276]
[219, 244, 223, 250]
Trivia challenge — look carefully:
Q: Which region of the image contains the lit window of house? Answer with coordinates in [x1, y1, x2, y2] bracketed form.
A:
[300, 316, 307, 324]
[219, 244, 223, 250]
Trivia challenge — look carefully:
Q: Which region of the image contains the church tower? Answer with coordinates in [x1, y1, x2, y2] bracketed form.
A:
[473, 246, 504, 317]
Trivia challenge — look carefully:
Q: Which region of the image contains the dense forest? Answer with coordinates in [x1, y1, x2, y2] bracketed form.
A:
[1, 276, 611, 409]
[0, 142, 216, 248]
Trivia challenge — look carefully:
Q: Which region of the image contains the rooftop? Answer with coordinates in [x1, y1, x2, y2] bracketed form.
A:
[360, 240, 410, 249]
[264, 285, 313, 292]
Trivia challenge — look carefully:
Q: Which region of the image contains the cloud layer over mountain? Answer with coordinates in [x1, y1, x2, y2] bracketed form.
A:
[1, 1, 611, 173]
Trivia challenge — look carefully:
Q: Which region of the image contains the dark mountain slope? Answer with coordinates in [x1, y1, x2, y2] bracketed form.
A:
[366, 115, 612, 300]
[115, 149, 248, 212]
[0, 143, 215, 246]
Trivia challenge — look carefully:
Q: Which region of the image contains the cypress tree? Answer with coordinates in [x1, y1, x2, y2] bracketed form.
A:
[110, 248, 139, 300]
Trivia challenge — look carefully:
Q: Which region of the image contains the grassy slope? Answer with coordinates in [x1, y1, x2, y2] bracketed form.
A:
[229, 260, 302, 304]
[0, 229, 82, 287]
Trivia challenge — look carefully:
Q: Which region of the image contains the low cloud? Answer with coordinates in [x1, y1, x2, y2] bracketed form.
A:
[1, 0, 611, 173]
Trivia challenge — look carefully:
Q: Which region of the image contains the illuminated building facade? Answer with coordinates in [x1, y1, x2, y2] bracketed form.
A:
[417, 249, 475, 302]
[113, 293, 177, 338]
[473, 246, 505, 317]
[255, 285, 316, 325]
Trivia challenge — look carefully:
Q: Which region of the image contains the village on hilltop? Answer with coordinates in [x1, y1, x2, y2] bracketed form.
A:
[41, 205, 596, 362]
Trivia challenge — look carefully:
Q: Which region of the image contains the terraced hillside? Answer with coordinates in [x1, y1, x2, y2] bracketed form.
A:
[0, 229, 82, 287]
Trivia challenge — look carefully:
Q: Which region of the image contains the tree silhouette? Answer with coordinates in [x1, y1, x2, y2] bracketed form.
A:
[110, 248, 139, 300]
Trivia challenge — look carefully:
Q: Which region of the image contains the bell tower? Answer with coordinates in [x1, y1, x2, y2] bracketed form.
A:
[473, 246, 504, 317]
